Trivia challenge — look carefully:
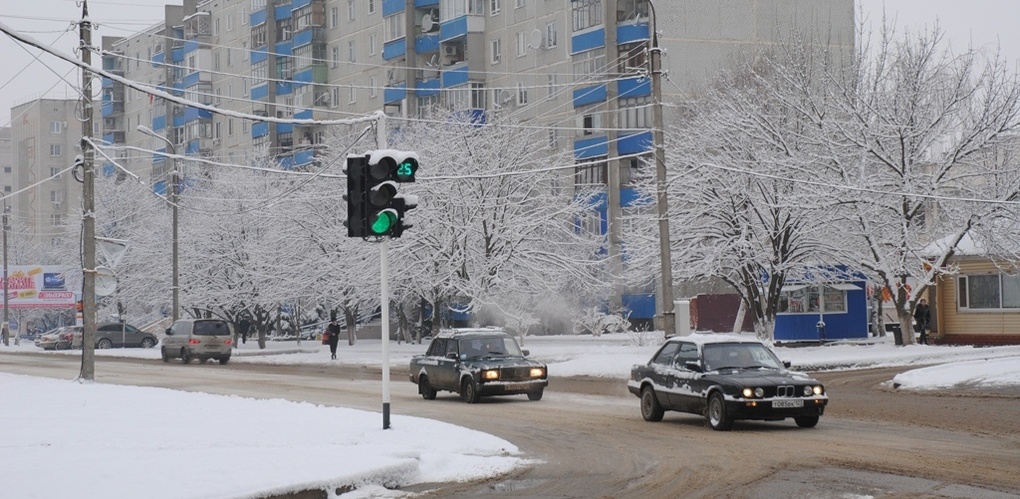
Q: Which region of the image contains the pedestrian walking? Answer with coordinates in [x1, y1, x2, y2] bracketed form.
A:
[326, 319, 341, 359]
[913, 298, 931, 345]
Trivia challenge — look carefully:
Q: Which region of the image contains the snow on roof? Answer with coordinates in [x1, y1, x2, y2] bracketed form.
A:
[922, 232, 985, 257]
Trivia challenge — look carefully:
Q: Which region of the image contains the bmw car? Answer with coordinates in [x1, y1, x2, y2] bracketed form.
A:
[628, 334, 828, 430]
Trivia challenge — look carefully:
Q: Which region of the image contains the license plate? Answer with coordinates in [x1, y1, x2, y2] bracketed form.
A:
[773, 399, 803, 408]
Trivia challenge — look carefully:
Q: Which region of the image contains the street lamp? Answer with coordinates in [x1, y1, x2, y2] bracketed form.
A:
[136, 125, 179, 322]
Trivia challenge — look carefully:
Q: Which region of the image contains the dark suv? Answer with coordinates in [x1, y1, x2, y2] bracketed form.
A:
[409, 329, 548, 403]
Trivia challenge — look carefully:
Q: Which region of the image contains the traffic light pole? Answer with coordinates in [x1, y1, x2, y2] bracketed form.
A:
[377, 114, 391, 430]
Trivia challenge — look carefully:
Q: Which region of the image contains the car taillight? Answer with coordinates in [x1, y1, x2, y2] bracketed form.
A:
[224, 339, 233, 345]
[188, 338, 201, 345]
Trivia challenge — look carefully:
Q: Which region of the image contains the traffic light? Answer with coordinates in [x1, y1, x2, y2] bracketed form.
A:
[344, 151, 419, 238]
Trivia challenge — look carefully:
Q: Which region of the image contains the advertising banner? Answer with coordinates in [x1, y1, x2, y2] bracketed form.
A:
[2, 265, 76, 309]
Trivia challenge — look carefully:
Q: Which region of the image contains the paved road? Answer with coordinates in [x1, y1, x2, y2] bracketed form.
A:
[3, 352, 1018, 498]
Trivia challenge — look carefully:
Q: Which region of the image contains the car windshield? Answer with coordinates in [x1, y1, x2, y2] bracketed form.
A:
[702, 343, 784, 371]
[458, 337, 524, 359]
[193, 321, 231, 336]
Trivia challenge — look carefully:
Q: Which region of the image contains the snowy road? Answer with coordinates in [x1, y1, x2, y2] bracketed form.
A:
[3, 353, 1018, 498]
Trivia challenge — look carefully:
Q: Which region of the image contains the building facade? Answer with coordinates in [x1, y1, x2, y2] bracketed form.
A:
[96, 0, 854, 325]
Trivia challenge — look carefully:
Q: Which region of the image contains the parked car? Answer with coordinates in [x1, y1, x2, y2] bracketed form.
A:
[35, 326, 76, 350]
[90, 323, 158, 349]
[409, 329, 548, 403]
[628, 334, 828, 431]
[161, 319, 233, 364]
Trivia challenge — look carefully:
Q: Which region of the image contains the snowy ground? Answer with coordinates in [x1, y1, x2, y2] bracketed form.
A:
[2, 333, 1018, 499]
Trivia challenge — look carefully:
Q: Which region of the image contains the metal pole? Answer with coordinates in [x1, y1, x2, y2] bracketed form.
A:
[79, 0, 97, 380]
[3, 203, 9, 347]
[377, 114, 391, 430]
[648, 0, 676, 336]
[136, 125, 179, 322]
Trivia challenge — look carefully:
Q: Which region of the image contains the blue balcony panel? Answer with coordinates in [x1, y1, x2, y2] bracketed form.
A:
[275, 40, 293, 56]
[101, 102, 114, 117]
[182, 39, 199, 54]
[277, 122, 293, 134]
[172, 113, 186, 128]
[151, 51, 165, 66]
[294, 148, 315, 166]
[252, 122, 268, 138]
[574, 135, 608, 159]
[275, 81, 293, 96]
[292, 29, 313, 47]
[441, 64, 469, 88]
[152, 179, 167, 196]
[618, 76, 651, 98]
[621, 186, 647, 208]
[416, 33, 440, 53]
[185, 139, 201, 154]
[102, 161, 115, 177]
[440, 16, 468, 42]
[383, 38, 406, 60]
[171, 47, 185, 63]
[383, 0, 405, 16]
[294, 67, 313, 84]
[279, 154, 295, 170]
[252, 83, 269, 100]
[617, 22, 650, 45]
[102, 133, 115, 144]
[291, 0, 311, 9]
[619, 131, 653, 155]
[384, 86, 407, 105]
[294, 109, 313, 120]
[182, 71, 201, 88]
[414, 0, 439, 7]
[152, 148, 167, 163]
[252, 47, 268, 64]
[416, 78, 441, 97]
[152, 115, 166, 131]
[250, 9, 267, 26]
[274, 3, 292, 20]
[102, 77, 114, 90]
[573, 84, 607, 108]
[571, 28, 605, 54]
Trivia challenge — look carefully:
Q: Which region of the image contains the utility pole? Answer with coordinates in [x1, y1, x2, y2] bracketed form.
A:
[2, 203, 9, 347]
[79, 0, 98, 380]
[377, 114, 391, 430]
[649, 0, 676, 336]
[605, 0, 624, 313]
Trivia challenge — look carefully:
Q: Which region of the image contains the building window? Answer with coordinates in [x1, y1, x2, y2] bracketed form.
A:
[547, 74, 556, 97]
[515, 0, 524, 8]
[579, 112, 601, 135]
[331, 46, 340, 67]
[51, 214, 63, 226]
[618, 96, 652, 129]
[50, 167, 62, 178]
[575, 157, 606, 185]
[516, 32, 527, 57]
[330, 7, 339, 28]
[572, 0, 603, 32]
[384, 13, 405, 43]
[516, 82, 528, 106]
[572, 48, 606, 81]
[441, 0, 484, 19]
[347, 0, 355, 21]
[490, 0, 500, 15]
[491, 38, 501, 64]
[241, 8, 249, 26]
[368, 0, 375, 14]
[348, 40, 356, 62]
[50, 121, 62, 134]
[546, 22, 558, 48]
[49, 144, 61, 157]
[369, 33, 377, 55]
[958, 274, 1020, 309]
[370, 76, 377, 98]
[778, 285, 851, 314]
[348, 84, 356, 104]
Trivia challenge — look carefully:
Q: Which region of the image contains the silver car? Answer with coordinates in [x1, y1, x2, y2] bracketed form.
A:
[161, 319, 233, 364]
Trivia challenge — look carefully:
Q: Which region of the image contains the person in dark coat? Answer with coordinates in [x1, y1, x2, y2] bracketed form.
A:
[913, 298, 931, 345]
[326, 320, 341, 359]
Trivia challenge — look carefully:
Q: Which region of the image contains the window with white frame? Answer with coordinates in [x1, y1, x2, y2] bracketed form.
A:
[368, 0, 375, 14]
[618, 96, 652, 129]
[441, 0, 484, 20]
[331, 46, 340, 67]
[384, 13, 405, 42]
[330, 7, 338, 28]
[545, 22, 558, 48]
[348, 40, 356, 62]
[958, 274, 1020, 309]
[516, 32, 527, 57]
[572, 48, 606, 81]
[516, 82, 528, 105]
[572, 0, 602, 31]
[778, 284, 853, 314]
[347, 0, 355, 21]
[348, 84, 356, 104]
[241, 7, 249, 26]
[50, 121, 62, 133]
[490, 0, 500, 15]
[515, 0, 524, 8]
[49, 167, 62, 178]
[491, 38, 501, 64]
[547, 74, 556, 97]
[579, 110, 601, 135]
[370, 76, 377, 97]
[242, 41, 249, 61]
[49, 144, 61, 156]
[575, 157, 606, 185]
[369, 33, 377, 55]
[51, 214, 63, 226]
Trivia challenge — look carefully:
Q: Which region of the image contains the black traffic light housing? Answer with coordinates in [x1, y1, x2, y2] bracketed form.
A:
[344, 151, 419, 238]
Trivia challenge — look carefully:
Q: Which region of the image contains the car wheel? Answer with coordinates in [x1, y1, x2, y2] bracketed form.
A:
[461, 378, 480, 404]
[640, 386, 664, 422]
[181, 348, 192, 364]
[54, 342, 67, 351]
[794, 415, 819, 428]
[218, 357, 230, 365]
[141, 337, 156, 348]
[161, 348, 170, 362]
[199, 358, 208, 364]
[419, 375, 437, 400]
[97, 339, 113, 350]
[527, 388, 544, 401]
[707, 392, 733, 431]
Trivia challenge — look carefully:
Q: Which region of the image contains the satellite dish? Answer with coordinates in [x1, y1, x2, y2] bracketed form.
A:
[422, 11, 438, 33]
[528, 29, 543, 49]
[95, 266, 117, 297]
[426, 54, 440, 67]
[495, 90, 513, 108]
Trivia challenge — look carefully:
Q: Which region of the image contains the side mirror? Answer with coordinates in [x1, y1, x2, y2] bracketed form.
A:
[445, 353, 458, 361]
[522, 349, 530, 356]
[684, 361, 703, 372]
[164, 328, 173, 336]
[783, 360, 791, 368]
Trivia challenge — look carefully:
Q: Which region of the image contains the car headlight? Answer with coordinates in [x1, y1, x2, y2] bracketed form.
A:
[529, 367, 545, 378]
[741, 387, 764, 398]
[482, 370, 499, 380]
[812, 385, 824, 396]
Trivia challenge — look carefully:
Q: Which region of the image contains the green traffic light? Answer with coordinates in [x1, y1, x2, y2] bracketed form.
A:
[396, 158, 417, 181]
[370, 210, 398, 234]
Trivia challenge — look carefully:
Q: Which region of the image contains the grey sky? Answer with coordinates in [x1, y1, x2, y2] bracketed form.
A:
[3, 0, 1020, 126]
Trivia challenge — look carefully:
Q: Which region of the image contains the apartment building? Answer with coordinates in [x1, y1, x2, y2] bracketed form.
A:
[97, 0, 854, 326]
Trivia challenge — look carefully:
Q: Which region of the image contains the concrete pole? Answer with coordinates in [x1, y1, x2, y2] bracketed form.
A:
[79, 0, 98, 380]
[649, 1, 676, 336]
[377, 114, 391, 430]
